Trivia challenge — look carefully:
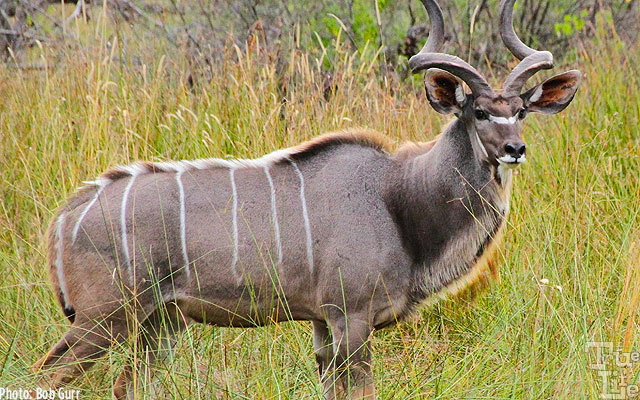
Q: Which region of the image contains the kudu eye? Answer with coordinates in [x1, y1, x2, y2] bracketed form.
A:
[474, 110, 488, 120]
[518, 107, 527, 119]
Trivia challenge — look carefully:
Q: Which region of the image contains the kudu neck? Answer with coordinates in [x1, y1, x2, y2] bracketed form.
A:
[403, 117, 498, 193]
[385, 117, 510, 266]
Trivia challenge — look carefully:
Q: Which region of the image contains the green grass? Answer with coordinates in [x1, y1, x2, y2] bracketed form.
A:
[1, 14, 639, 400]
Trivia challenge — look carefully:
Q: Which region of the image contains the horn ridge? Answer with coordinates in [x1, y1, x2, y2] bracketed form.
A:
[409, 53, 493, 96]
[499, 0, 538, 60]
[410, 0, 493, 96]
[499, 0, 555, 95]
[502, 51, 553, 96]
[417, 0, 445, 54]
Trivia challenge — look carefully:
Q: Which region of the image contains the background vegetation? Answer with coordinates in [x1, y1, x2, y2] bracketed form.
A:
[0, 0, 639, 399]
[1, 0, 638, 73]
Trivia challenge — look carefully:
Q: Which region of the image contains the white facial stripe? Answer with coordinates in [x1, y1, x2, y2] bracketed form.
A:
[475, 131, 489, 159]
[230, 168, 239, 278]
[264, 166, 282, 264]
[55, 211, 71, 309]
[176, 171, 190, 279]
[72, 185, 104, 243]
[121, 174, 137, 286]
[291, 161, 314, 273]
[488, 115, 518, 125]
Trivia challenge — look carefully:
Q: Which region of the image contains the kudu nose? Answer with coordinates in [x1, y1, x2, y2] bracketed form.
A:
[504, 143, 526, 158]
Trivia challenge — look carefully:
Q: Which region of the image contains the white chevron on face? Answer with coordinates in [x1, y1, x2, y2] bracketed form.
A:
[488, 115, 518, 125]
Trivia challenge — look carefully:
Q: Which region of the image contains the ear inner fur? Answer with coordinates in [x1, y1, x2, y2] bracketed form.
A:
[523, 71, 581, 114]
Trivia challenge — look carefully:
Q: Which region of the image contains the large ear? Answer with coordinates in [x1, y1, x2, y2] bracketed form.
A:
[521, 70, 581, 114]
[424, 68, 467, 115]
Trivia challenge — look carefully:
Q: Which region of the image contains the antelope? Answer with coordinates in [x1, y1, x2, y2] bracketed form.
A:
[33, 0, 581, 398]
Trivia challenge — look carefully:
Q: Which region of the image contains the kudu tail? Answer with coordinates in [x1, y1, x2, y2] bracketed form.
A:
[46, 211, 76, 324]
[46, 188, 100, 324]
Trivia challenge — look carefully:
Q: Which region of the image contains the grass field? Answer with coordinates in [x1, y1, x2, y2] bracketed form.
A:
[1, 14, 639, 399]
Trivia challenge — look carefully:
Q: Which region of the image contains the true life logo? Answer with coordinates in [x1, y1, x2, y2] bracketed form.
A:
[587, 341, 640, 399]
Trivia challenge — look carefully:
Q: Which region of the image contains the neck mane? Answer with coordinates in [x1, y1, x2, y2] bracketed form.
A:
[385, 118, 512, 303]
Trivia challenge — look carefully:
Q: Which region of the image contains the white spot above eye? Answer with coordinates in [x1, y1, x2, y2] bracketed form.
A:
[455, 85, 466, 105]
[529, 85, 544, 103]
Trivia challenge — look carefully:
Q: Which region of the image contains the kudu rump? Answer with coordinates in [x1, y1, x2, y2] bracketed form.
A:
[34, 0, 581, 398]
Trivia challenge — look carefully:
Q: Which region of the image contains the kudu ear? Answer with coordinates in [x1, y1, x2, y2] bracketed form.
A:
[521, 70, 581, 115]
[424, 69, 467, 115]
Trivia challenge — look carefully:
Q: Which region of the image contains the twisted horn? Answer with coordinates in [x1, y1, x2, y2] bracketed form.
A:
[417, 0, 444, 53]
[409, 0, 493, 97]
[500, 0, 553, 96]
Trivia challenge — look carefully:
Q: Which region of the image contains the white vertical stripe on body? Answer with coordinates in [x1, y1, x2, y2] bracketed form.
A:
[55, 211, 71, 308]
[72, 185, 105, 243]
[230, 168, 239, 276]
[291, 161, 314, 273]
[264, 166, 282, 264]
[121, 174, 137, 285]
[176, 171, 190, 279]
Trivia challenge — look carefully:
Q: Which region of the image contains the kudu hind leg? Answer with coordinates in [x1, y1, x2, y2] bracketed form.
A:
[114, 302, 187, 400]
[327, 316, 375, 400]
[33, 317, 128, 387]
[313, 320, 336, 398]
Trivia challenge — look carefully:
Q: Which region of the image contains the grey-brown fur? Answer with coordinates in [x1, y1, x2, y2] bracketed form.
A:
[34, 1, 582, 398]
[54, 132, 410, 325]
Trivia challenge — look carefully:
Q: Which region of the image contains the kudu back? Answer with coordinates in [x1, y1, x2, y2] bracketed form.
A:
[33, 0, 581, 398]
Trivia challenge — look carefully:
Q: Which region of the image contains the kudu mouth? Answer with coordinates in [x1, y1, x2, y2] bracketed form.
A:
[497, 140, 527, 166]
[497, 155, 526, 166]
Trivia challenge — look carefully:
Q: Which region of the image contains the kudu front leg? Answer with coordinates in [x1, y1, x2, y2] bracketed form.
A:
[325, 316, 375, 400]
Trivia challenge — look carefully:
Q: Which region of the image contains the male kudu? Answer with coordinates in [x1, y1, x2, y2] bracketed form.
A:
[33, 0, 581, 398]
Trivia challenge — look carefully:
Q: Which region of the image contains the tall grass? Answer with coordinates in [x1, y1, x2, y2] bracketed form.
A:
[1, 12, 639, 399]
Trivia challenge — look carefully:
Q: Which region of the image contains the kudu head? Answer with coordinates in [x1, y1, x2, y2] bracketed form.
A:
[410, 0, 581, 167]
